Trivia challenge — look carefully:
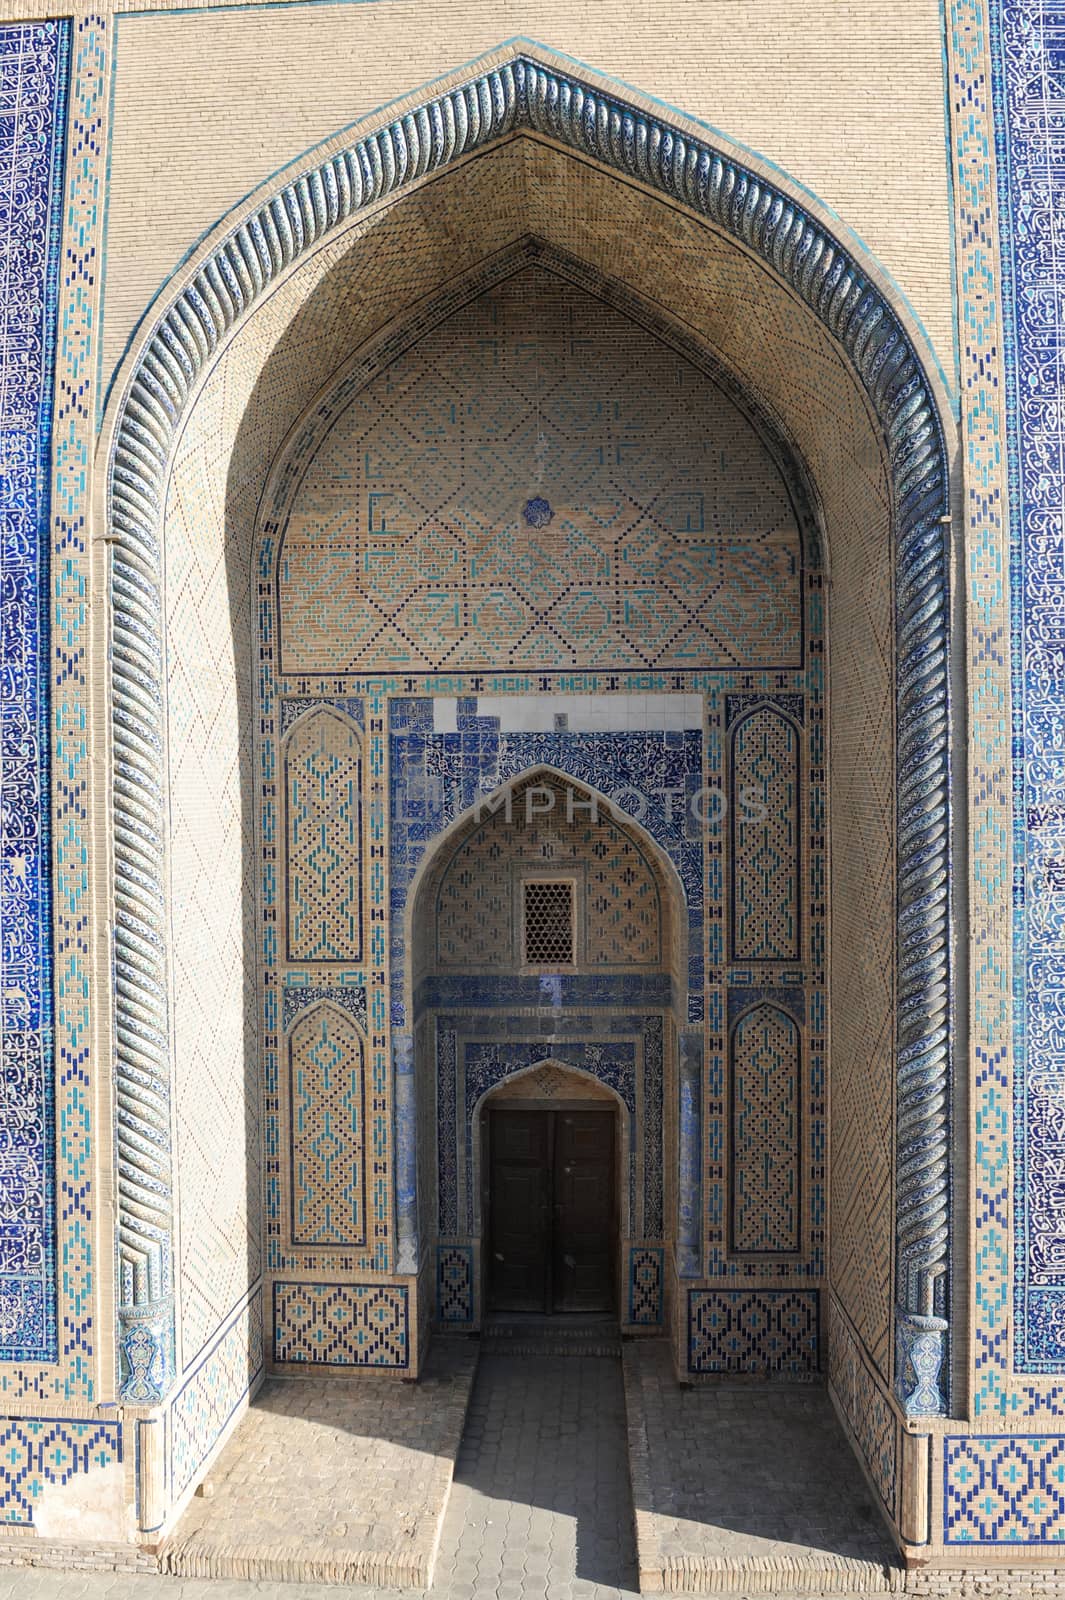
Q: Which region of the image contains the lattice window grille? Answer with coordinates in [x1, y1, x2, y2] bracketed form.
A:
[523, 880, 576, 966]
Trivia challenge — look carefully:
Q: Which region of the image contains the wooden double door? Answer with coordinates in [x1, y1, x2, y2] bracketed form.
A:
[486, 1107, 617, 1314]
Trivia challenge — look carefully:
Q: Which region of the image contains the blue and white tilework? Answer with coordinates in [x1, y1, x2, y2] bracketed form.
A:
[993, 0, 1065, 1376]
[0, 1418, 122, 1526]
[0, 18, 69, 1366]
[389, 698, 705, 1023]
[944, 1436, 1065, 1544]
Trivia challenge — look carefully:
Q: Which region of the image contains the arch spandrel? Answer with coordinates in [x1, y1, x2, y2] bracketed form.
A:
[102, 42, 954, 1421]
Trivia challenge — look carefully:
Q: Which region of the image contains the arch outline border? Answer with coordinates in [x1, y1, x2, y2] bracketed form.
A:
[105, 42, 953, 1415]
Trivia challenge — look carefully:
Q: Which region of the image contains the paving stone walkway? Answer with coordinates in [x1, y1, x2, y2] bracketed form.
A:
[433, 1351, 638, 1600]
[623, 1342, 902, 1594]
[0, 1341, 918, 1600]
[162, 1340, 478, 1588]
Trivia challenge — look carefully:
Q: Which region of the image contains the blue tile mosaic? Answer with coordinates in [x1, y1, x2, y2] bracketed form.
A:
[389, 709, 704, 1026]
[992, 0, 1065, 1372]
[0, 19, 69, 1365]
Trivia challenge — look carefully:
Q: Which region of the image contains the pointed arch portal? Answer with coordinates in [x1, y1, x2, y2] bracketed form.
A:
[103, 38, 955, 1477]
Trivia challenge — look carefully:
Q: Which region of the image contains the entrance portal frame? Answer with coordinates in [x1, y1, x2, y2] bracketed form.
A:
[103, 43, 954, 1416]
[405, 766, 687, 1340]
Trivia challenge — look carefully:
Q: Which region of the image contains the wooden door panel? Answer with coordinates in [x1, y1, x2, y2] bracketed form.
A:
[488, 1110, 550, 1312]
[487, 1105, 617, 1317]
[553, 1111, 615, 1313]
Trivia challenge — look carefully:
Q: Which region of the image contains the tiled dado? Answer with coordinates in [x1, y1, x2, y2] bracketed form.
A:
[0, 1419, 123, 1528]
[168, 1291, 265, 1512]
[272, 1282, 410, 1370]
[434, 1244, 664, 1328]
[944, 1436, 1065, 1545]
[687, 1289, 819, 1378]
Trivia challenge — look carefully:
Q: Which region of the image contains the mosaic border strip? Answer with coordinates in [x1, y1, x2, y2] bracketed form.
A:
[944, 1435, 1065, 1545]
[990, 0, 1065, 1376]
[0, 17, 70, 1365]
[104, 44, 953, 1407]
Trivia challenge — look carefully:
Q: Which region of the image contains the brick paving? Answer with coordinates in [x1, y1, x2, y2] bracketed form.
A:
[0, 1343, 968, 1600]
[161, 1339, 478, 1587]
[433, 1351, 638, 1600]
[623, 1341, 901, 1594]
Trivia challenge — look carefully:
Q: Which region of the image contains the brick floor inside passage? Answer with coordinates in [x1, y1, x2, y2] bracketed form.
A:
[0, 1343, 908, 1600]
[433, 1352, 639, 1600]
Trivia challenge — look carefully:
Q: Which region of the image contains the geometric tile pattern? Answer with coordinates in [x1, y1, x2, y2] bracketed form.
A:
[390, 701, 705, 1023]
[276, 271, 804, 675]
[170, 1290, 264, 1504]
[28, 8, 105, 1406]
[435, 1022, 656, 1240]
[0, 1418, 122, 1526]
[437, 1245, 473, 1324]
[687, 1288, 819, 1377]
[730, 1004, 800, 1253]
[284, 709, 363, 962]
[828, 1296, 898, 1519]
[272, 1282, 408, 1369]
[0, 18, 69, 1364]
[729, 707, 800, 960]
[255, 181, 836, 1379]
[108, 44, 954, 1438]
[629, 1247, 664, 1325]
[282, 979, 367, 1034]
[522, 879, 576, 967]
[289, 1005, 365, 1247]
[944, 1436, 1065, 1544]
[434, 774, 661, 970]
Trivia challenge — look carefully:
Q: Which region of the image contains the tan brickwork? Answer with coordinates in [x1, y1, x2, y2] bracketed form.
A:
[99, 0, 954, 392]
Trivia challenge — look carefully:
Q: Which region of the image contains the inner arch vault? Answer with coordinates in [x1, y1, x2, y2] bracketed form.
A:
[101, 41, 956, 1494]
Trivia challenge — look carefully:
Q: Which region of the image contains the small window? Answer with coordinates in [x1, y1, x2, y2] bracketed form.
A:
[523, 880, 576, 966]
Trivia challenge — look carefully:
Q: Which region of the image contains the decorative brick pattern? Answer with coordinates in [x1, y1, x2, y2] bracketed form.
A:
[272, 1283, 409, 1369]
[629, 1247, 664, 1326]
[284, 709, 363, 963]
[437, 1246, 473, 1324]
[688, 1289, 819, 1377]
[0, 1419, 122, 1527]
[944, 1437, 1065, 1544]
[434, 774, 662, 972]
[730, 1004, 800, 1254]
[170, 1290, 264, 1502]
[729, 707, 800, 961]
[288, 1005, 365, 1248]
[275, 271, 804, 675]
[828, 1296, 898, 1520]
